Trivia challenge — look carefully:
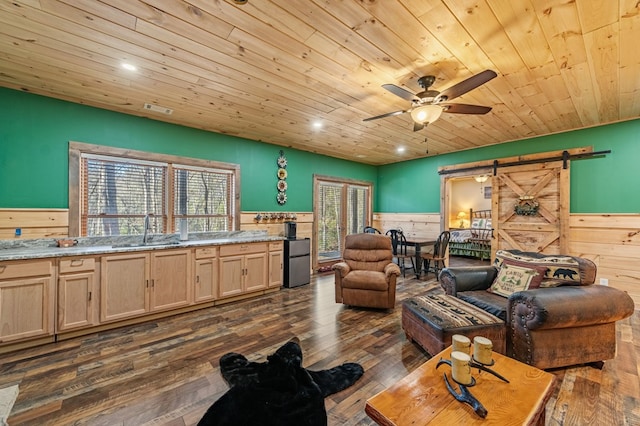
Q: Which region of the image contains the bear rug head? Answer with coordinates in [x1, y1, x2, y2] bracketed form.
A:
[198, 337, 365, 426]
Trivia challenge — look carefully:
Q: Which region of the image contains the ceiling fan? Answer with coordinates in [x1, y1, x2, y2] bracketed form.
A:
[363, 70, 498, 131]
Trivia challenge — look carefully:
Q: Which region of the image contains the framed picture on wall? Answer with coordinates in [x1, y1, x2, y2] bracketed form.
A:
[484, 186, 492, 199]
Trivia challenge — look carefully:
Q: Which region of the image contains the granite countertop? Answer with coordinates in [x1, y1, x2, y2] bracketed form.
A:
[0, 231, 285, 261]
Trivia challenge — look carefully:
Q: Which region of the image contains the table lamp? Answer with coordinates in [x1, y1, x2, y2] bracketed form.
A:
[457, 211, 466, 228]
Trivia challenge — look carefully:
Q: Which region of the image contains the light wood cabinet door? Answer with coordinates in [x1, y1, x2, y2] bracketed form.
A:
[195, 258, 217, 302]
[244, 252, 268, 292]
[269, 250, 283, 288]
[100, 253, 149, 322]
[150, 249, 191, 312]
[58, 272, 95, 331]
[0, 276, 53, 342]
[219, 255, 244, 298]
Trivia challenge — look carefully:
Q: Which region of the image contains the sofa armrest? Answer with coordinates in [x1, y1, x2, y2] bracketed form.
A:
[508, 285, 635, 331]
[439, 266, 498, 296]
[384, 262, 401, 279]
[332, 262, 350, 278]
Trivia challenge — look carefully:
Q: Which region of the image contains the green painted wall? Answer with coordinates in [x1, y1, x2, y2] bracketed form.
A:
[1, 87, 637, 214]
[0, 88, 376, 211]
[377, 119, 640, 214]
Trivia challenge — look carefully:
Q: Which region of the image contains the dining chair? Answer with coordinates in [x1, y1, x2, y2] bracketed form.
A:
[420, 230, 451, 278]
[364, 226, 382, 234]
[385, 229, 415, 277]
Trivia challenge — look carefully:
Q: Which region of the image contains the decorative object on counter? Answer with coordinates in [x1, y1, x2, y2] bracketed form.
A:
[56, 239, 78, 248]
[276, 150, 288, 205]
[514, 195, 539, 216]
[254, 212, 297, 222]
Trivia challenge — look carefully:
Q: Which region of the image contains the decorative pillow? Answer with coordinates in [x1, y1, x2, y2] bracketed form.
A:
[494, 250, 582, 284]
[499, 258, 548, 289]
[471, 218, 485, 229]
[488, 263, 545, 297]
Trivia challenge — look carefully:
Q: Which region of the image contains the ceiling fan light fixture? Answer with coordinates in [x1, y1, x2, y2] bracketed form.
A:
[410, 104, 443, 124]
[474, 175, 489, 183]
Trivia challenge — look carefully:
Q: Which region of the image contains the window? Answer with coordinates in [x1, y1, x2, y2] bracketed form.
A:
[314, 175, 372, 264]
[69, 142, 240, 237]
[173, 165, 235, 233]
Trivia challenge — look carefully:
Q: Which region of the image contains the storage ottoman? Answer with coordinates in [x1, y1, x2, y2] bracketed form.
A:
[402, 292, 506, 356]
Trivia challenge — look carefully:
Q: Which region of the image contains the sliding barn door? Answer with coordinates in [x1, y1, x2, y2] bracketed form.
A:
[492, 161, 569, 256]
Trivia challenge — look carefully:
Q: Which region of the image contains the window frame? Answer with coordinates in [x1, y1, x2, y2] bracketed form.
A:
[68, 141, 241, 237]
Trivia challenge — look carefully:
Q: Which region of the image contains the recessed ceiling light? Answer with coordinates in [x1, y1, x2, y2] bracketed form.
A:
[312, 121, 323, 129]
[121, 63, 137, 71]
[397, 147, 406, 153]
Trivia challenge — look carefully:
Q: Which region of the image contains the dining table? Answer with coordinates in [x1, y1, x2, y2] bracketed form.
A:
[404, 237, 436, 279]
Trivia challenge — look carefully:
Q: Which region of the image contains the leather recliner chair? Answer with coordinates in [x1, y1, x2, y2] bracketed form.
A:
[333, 233, 401, 309]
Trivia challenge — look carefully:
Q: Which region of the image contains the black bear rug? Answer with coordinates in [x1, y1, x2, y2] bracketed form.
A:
[198, 337, 365, 425]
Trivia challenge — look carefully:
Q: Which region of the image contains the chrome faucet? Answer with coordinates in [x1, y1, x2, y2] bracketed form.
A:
[142, 213, 153, 244]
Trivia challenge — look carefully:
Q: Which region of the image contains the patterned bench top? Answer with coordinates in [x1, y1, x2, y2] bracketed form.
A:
[403, 293, 503, 330]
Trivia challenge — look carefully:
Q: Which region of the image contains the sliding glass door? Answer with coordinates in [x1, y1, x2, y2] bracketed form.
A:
[314, 175, 372, 267]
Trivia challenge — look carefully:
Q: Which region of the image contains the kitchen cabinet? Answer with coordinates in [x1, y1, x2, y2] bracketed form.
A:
[219, 243, 268, 298]
[57, 256, 97, 332]
[268, 241, 283, 289]
[194, 246, 218, 303]
[150, 249, 191, 311]
[0, 259, 54, 343]
[100, 249, 191, 322]
[100, 252, 148, 322]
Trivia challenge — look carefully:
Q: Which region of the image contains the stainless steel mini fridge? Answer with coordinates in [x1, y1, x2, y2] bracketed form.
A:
[284, 238, 311, 288]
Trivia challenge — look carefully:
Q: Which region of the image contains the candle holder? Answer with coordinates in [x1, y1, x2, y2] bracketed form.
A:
[472, 336, 494, 366]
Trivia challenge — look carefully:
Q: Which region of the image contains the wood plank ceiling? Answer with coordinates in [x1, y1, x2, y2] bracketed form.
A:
[0, 0, 638, 165]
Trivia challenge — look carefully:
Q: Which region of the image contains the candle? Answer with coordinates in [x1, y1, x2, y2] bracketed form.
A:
[451, 351, 472, 385]
[473, 336, 493, 365]
[452, 334, 471, 354]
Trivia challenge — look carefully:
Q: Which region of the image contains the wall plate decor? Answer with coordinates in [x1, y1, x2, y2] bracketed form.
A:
[276, 150, 287, 205]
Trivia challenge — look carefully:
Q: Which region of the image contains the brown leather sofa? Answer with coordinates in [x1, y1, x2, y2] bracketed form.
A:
[333, 233, 401, 309]
[439, 250, 635, 369]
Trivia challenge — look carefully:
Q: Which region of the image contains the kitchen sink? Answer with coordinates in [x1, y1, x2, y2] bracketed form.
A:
[111, 241, 182, 248]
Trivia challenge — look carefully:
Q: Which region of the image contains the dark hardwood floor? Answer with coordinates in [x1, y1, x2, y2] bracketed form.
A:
[1, 256, 638, 425]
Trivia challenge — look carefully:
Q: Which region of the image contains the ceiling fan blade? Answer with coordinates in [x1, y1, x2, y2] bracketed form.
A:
[413, 122, 425, 132]
[382, 84, 419, 101]
[434, 70, 497, 103]
[362, 109, 407, 122]
[442, 103, 492, 114]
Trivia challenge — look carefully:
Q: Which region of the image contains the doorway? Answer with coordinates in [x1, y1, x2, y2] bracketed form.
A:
[313, 175, 372, 269]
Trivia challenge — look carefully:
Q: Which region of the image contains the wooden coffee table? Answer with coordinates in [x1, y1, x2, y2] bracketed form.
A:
[365, 346, 555, 425]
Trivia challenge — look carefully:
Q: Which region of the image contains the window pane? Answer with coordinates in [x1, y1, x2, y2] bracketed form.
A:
[317, 183, 342, 259]
[347, 185, 368, 234]
[81, 156, 166, 236]
[174, 166, 234, 232]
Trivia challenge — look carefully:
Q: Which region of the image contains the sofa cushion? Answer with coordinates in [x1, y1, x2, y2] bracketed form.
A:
[458, 290, 509, 322]
[494, 250, 596, 285]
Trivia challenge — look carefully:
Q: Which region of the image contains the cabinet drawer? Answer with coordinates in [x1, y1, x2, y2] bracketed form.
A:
[220, 242, 267, 257]
[195, 246, 218, 259]
[59, 257, 96, 273]
[0, 259, 53, 279]
[269, 241, 284, 251]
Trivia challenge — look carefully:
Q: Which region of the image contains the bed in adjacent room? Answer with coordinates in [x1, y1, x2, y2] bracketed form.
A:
[449, 209, 492, 260]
